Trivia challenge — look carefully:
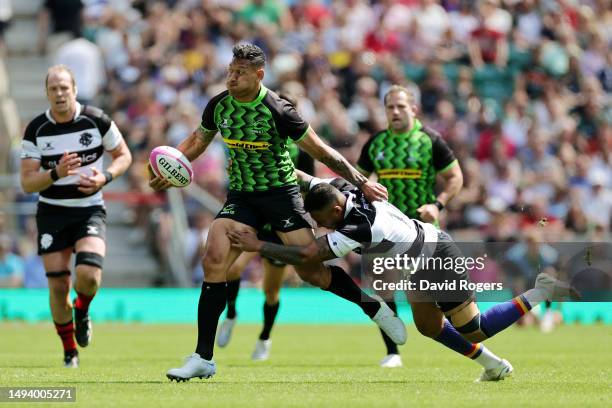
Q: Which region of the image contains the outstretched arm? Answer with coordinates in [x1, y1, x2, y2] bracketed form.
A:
[227, 230, 337, 265]
[297, 128, 388, 201]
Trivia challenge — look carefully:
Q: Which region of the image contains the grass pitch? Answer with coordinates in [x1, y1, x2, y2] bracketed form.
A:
[1, 323, 610, 407]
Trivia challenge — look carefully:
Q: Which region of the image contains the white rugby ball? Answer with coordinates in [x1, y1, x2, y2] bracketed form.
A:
[149, 146, 193, 187]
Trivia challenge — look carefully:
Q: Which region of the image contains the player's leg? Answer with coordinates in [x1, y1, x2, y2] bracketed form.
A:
[73, 236, 104, 348]
[375, 288, 402, 368]
[410, 296, 511, 381]
[167, 217, 254, 381]
[252, 258, 285, 361]
[217, 251, 257, 348]
[444, 273, 573, 344]
[277, 228, 406, 345]
[72, 208, 107, 348]
[263, 185, 405, 344]
[42, 249, 78, 367]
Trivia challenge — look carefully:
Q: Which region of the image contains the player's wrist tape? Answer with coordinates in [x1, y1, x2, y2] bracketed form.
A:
[434, 200, 445, 211]
[50, 168, 60, 181]
[103, 170, 113, 185]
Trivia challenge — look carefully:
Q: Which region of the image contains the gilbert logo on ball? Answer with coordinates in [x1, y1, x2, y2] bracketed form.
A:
[149, 146, 193, 187]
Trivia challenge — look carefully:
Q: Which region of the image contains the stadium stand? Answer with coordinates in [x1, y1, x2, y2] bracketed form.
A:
[1, 0, 610, 291]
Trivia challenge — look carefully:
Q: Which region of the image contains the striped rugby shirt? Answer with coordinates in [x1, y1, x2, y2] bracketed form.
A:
[21, 103, 124, 207]
[308, 177, 439, 260]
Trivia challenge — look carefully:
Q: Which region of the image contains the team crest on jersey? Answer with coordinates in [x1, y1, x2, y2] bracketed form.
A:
[79, 132, 93, 147]
[40, 233, 53, 249]
[250, 121, 268, 134]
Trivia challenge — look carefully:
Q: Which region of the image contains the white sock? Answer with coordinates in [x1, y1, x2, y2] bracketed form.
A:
[474, 344, 502, 370]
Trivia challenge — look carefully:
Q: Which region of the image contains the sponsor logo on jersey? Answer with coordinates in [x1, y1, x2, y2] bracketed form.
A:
[378, 169, 423, 179]
[281, 217, 294, 228]
[223, 138, 271, 150]
[375, 151, 385, 161]
[41, 141, 54, 151]
[87, 225, 99, 235]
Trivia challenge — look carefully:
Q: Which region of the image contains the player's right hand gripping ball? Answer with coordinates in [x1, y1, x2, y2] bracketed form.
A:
[149, 146, 193, 187]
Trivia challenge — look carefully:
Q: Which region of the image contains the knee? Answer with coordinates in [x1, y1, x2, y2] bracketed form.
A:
[415, 318, 444, 338]
[295, 267, 327, 288]
[75, 264, 101, 285]
[202, 252, 226, 278]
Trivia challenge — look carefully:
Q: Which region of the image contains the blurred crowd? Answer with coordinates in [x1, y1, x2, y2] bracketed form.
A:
[2, 0, 611, 288]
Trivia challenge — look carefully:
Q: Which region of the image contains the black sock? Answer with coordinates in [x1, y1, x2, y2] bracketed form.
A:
[195, 281, 227, 360]
[259, 301, 280, 340]
[74, 306, 86, 321]
[324, 265, 380, 318]
[379, 301, 399, 355]
[226, 278, 241, 319]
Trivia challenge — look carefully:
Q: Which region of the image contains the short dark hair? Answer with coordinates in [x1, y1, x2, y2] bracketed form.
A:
[232, 43, 266, 68]
[304, 183, 341, 213]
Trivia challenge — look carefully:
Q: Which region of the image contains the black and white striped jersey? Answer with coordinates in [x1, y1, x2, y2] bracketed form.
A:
[21, 103, 124, 207]
[308, 178, 439, 259]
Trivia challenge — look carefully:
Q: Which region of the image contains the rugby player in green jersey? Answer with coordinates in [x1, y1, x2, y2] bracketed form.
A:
[215, 98, 315, 361]
[357, 85, 463, 367]
[149, 43, 406, 381]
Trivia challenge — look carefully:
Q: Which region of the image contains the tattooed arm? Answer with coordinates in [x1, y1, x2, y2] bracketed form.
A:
[295, 169, 314, 193]
[297, 127, 388, 201]
[176, 127, 217, 162]
[227, 230, 337, 265]
[149, 127, 216, 191]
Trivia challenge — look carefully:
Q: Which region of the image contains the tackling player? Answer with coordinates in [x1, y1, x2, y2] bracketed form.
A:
[228, 174, 576, 381]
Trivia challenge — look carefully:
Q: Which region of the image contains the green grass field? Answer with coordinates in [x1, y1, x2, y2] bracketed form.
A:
[1, 323, 610, 407]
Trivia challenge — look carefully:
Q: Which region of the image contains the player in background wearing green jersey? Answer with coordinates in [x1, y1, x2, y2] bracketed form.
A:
[215, 92, 315, 361]
[149, 44, 405, 381]
[357, 85, 463, 368]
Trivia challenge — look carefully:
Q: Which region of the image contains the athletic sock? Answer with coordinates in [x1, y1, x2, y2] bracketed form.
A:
[74, 291, 95, 320]
[54, 320, 77, 353]
[226, 278, 241, 320]
[195, 281, 227, 360]
[323, 265, 380, 318]
[379, 301, 399, 355]
[479, 294, 533, 338]
[434, 320, 501, 369]
[259, 301, 280, 340]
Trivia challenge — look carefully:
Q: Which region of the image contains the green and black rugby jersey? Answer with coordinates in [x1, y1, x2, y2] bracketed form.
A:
[357, 120, 457, 219]
[201, 86, 309, 192]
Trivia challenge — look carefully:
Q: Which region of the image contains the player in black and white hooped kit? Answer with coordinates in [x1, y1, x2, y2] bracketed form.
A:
[20, 65, 132, 368]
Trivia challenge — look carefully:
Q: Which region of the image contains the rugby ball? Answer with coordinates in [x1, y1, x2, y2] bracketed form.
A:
[149, 146, 193, 187]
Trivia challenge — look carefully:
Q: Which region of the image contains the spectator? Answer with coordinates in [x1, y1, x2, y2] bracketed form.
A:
[0, 234, 24, 288]
[54, 37, 105, 105]
[0, 0, 11, 56]
[38, 0, 84, 54]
